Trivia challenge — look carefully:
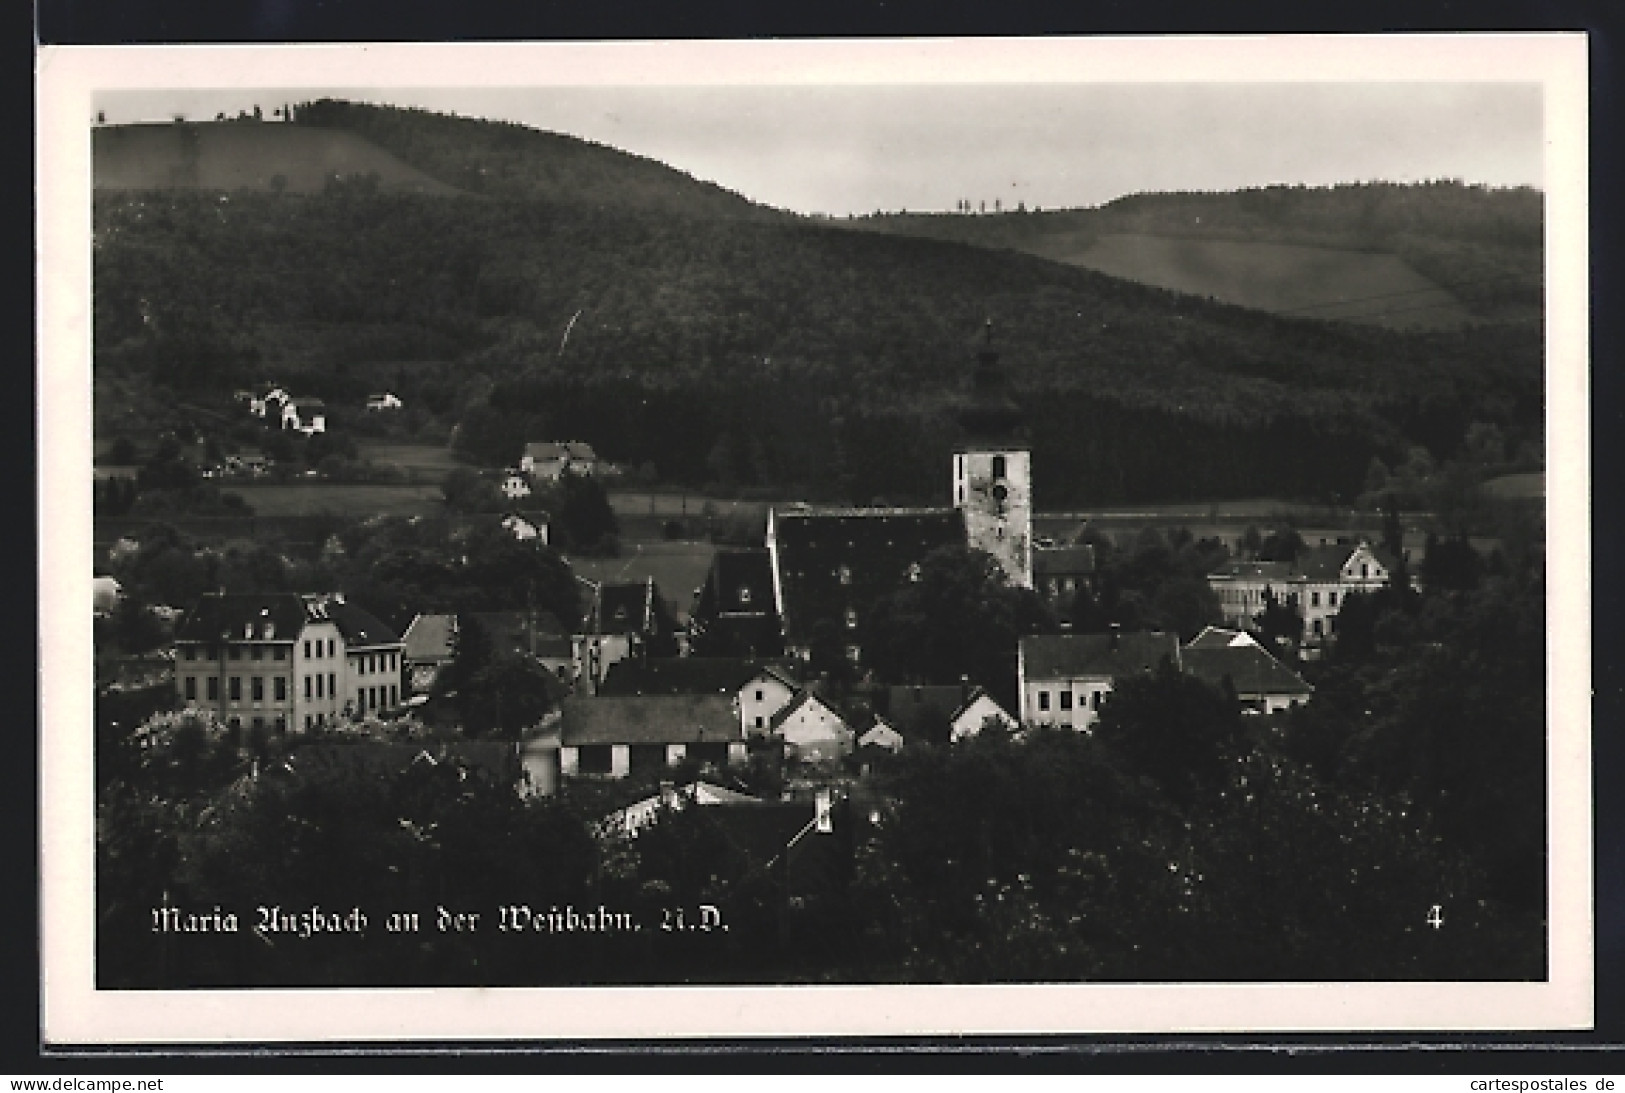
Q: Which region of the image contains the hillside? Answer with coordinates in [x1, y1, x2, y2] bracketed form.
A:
[93, 120, 462, 195]
[854, 183, 1543, 329]
[89, 103, 1543, 508]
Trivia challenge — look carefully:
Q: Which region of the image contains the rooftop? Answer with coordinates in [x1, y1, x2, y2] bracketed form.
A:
[1021, 631, 1180, 680]
[598, 656, 799, 698]
[559, 694, 742, 747]
[1182, 644, 1313, 697]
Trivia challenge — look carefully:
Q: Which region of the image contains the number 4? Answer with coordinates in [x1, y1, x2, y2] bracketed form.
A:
[1427, 904, 1444, 930]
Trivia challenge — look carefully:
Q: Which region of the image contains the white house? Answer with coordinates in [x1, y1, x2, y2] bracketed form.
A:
[281, 397, 327, 434]
[1181, 626, 1314, 715]
[365, 392, 403, 411]
[770, 691, 853, 765]
[948, 688, 1019, 742]
[1018, 631, 1181, 731]
[501, 512, 549, 544]
[521, 441, 598, 481]
[857, 715, 905, 753]
[501, 472, 533, 500]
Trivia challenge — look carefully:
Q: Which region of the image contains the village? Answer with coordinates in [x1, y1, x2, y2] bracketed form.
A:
[91, 327, 1458, 906]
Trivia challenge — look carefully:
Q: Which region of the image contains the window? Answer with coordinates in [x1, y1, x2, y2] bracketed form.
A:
[1360, 564, 1369, 578]
[1059, 691, 1073, 711]
[837, 565, 852, 586]
[252, 646, 264, 661]
[907, 562, 922, 582]
[992, 454, 1006, 479]
[252, 716, 264, 731]
[328, 672, 336, 698]
[358, 688, 366, 710]
[316, 674, 324, 698]
[304, 640, 312, 659]
[1038, 691, 1050, 711]
[184, 677, 197, 700]
[1311, 591, 1320, 607]
[1329, 591, 1338, 607]
[304, 676, 313, 699]
[207, 677, 219, 700]
[328, 639, 335, 658]
[1091, 691, 1101, 710]
[228, 717, 241, 731]
[389, 685, 397, 707]
[845, 644, 862, 664]
[738, 586, 753, 605]
[1313, 619, 1324, 637]
[274, 715, 286, 733]
[755, 689, 764, 702]
[754, 716, 764, 730]
[275, 676, 287, 701]
[845, 608, 859, 630]
[251, 677, 264, 701]
[370, 687, 379, 710]
[228, 676, 242, 701]
[184, 647, 197, 661]
[305, 715, 313, 730]
[577, 745, 614, 776]
[228, 646, 241, 661]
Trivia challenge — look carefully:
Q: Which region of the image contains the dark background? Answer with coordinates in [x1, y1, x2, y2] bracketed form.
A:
[25, 0, 1625, 1074]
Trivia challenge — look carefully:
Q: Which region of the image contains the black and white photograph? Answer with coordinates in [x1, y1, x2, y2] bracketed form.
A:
[37, 36, 1591, 1041]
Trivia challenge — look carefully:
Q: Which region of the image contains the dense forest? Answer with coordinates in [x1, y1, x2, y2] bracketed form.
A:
[93, 105, 1544, 506]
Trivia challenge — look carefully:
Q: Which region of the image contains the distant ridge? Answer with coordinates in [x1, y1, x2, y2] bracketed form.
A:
[94, 120, 462, 195]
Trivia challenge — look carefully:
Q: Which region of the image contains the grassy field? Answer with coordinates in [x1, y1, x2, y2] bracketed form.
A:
[1054, 233, 1470, 332]
[228, 482, 446, 517]
[567, 541, 718, 621]
[355, 440, 467, 478]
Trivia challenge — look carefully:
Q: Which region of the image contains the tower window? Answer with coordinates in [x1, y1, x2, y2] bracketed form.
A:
[991, 455, 1006, 479]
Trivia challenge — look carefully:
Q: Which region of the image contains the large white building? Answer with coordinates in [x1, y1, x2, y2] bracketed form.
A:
[1207, 539, 1403, 647]
[172, 592, 405, 734]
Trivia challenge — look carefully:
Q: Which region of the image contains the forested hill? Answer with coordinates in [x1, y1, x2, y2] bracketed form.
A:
[285, 99, 780, 221]
[853, 183, 1543, 327]
[93, 174, 1542, 506]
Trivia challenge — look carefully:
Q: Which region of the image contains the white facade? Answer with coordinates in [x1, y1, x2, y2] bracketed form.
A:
[174, 616, 404, 733]
[740, 670, 799, 735]
[949, 693, 1019, 741]
[953, 447, 1033, 588]
[776, 694, 852, 763]
[1020, 673, 1114, 731]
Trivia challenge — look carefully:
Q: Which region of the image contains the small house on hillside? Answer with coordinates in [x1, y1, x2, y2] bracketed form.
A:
[521, 441, 598, 481]
[947, 687, 1019, 742]
[769, 691, 853, 767]
[501, 472, 533, 500]
[281, 397, 327, 434]
[365, 392, 403, 411]
[597, 656, 802, 736]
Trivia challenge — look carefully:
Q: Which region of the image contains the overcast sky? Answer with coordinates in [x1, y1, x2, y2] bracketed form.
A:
[98, 82, 1544, 215]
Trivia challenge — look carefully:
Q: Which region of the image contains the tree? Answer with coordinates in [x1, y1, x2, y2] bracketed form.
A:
[866, 545, 1054, 708]
[1254, 588, 1303, 659]
[1092, 659, 1245, 809]
[463, 652, 557, 738]
[552, 471, 619, 555]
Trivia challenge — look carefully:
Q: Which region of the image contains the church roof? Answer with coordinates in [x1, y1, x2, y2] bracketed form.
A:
[769, 506, 965, 645]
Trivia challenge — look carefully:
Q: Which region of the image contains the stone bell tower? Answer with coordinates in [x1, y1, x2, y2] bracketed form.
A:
[951, 321, 1032, 588]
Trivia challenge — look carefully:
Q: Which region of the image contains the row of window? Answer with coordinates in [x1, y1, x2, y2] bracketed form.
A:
[183, 675, 290, 702]
[1035, 688, 1103, 713]
[354, 651, 398, 675]
[354, 684, 398, 712]
[303, 637, 337, 660]
[1217, 587, 1342, 609]
[182, 644, 288, 662]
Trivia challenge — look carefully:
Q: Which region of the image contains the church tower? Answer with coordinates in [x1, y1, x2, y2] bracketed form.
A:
[952, 321, 1033, 588]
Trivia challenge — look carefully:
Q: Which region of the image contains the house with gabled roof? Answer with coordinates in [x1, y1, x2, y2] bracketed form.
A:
[1018, 630, 1180, 730]
[769, 690, 853, 766]
[556, 694, 745, 779]
[521, 441, 598, 481]
[1180, 627, 1313, 715]
[596, 656, 802, 736]
[948, 687, 1019, 741]
[1207, 538, 1406, 649]
[280, 397, 327, 434]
